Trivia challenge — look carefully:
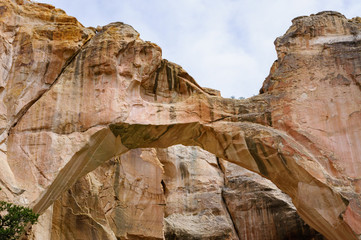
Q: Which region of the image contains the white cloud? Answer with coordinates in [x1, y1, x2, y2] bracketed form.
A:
[38, 0, 361, 97]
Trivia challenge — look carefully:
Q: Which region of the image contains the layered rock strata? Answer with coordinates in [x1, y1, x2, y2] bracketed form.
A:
[0, 1, 360, 239]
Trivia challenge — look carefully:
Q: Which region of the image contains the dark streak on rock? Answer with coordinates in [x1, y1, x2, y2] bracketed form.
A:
[44, 61, 50, 77]
[44, 44, 52, 77]
[173, 67, 178, 90]
[153, 61, 164, 100]
[113, 161, 120, 198]
[169, 106, 176, 120]
[153, 69, 159, 94]
[277, 152, 292, 175]
[245, 136, 269, 177]
[266, 111, 273, 127]
[257, 140, 273, 167]
[179, 162, 188, 180]
[340, 195, 350, 206]
[160, 180, 167, 195]
[166, 63, 173, 91]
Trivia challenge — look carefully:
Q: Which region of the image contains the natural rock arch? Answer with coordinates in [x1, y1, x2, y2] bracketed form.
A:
[31, 121, 353, 240]
[1, 3, 360, 239]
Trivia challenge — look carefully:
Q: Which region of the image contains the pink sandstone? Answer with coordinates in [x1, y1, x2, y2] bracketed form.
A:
[0, 1, 359, 239]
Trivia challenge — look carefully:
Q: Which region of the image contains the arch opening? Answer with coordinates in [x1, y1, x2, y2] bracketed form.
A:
[33, 121, 355, 240]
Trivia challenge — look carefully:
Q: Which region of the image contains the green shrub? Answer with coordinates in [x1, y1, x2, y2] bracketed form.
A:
[0, 188, 39, 240]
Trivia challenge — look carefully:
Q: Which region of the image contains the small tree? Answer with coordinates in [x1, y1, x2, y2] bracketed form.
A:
[0, 188, 39, 240]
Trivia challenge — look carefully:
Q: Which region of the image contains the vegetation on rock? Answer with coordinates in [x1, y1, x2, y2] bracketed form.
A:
[0, 189, 39, 240]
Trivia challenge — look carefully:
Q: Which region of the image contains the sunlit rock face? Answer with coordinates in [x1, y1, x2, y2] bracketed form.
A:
[262, 11, 361, 182]
[261, 11, 361, 238]
[0, 1, 360, 239]
[0, 0, 94, 202]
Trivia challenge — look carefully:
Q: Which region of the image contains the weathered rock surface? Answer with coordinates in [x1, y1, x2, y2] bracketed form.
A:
[51, 148, 165, 240]
[220, 160, 324, 240]
[0, 0, 94, 202]
[48, 146, 239, 240]
[34, 145, 321, 240]
[260, 12, 361, 238]
[0, 1, 360, 239]
[159, 146, 238, 240]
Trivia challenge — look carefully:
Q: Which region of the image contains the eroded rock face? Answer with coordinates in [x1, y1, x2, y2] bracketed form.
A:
[0, 0, 94, 202]
[159, 146, 238, 240]
[48, 146, 238, 240]
[36, 145, 322, 240]
[50, 148, 165, 240]
[0, 1, 360, 239]
[261, 11, 361, 237]
[220, 160, 324, 240]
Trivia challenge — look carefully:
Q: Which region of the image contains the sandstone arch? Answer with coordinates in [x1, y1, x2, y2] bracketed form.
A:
[1, 2, 360, 239]
[31, 120, 355, 240]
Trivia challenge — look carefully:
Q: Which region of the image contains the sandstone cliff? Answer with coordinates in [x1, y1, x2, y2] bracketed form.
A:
[0, 0, 360, 239]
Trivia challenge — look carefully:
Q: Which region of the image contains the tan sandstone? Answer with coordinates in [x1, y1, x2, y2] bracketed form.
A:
[31, 145, 321, 239]
[0, 1, 359, 239]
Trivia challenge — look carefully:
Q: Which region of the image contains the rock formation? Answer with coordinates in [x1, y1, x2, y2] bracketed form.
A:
[0, 0, 360, 239]
[44, 145, 323, 240]
[220, 159, 324, 240]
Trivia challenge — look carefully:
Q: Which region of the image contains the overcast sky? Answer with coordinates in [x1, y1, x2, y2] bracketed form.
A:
[39, 0, 361, 98]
